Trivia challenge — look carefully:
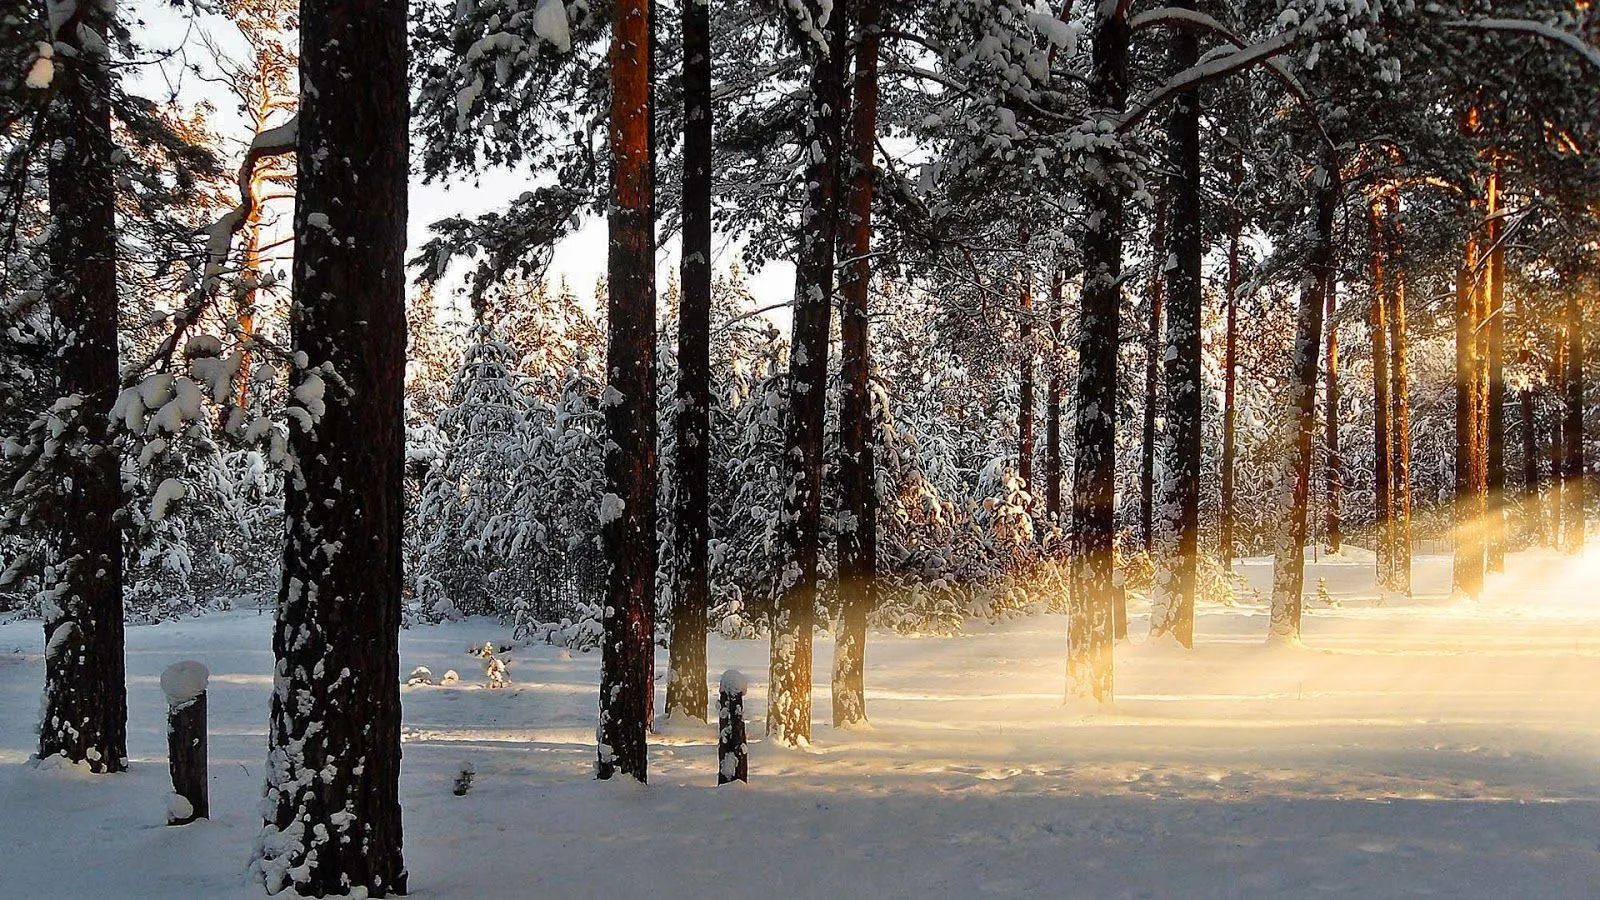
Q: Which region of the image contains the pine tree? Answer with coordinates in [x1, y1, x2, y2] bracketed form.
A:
[597, 0, 657, 782]
[1067, 2, 1128, 703]
[35, 0, 127, 773]
[770, 0, 849, 747]
[667, 0, 714, 724]
[253, 0, 409, 892]
[833, 0, 884, 730]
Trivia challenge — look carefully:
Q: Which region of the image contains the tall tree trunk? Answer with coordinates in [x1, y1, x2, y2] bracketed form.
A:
[1562, 283, 1585, 553]
[1453, 241, 1486, 599]
[666, 0, 713, 725]
[1150, 1, 1200, 649]
[1485, 172, 1507, 571]
[832, 0, 882, 730]
[1045, 269, 1064, 521]
[38, 0, 126, 774]
[1385, 195, 1413, 595]
[1220, 214, 1241, 571]
[771, 0, 849, 746]
[1067, 3, 1127, 702]
[1368, 201, 1394, 586]
[254, 0, 409, 891]
[1323, 270, 1343, 554]
[597, 0, 656, 780]
[1139, 191, 1167, 553]
[1520, 373, 1543, 543]
[1019, 268, 1036, 491]
[1268, 154, 1339, 643]
[1551, 332, 1567, 547]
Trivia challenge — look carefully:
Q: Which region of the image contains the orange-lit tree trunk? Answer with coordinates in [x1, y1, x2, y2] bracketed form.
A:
[1485, 171, 1507, 571]
[1562, 281, 1585, 553]
[1550, 331, 1567, 547]
[667, 0, 712, 723]
[1323, 270, 1343, 555]
[771, 0, 849, 746]
[1220, 213, 1241, 571]
[1368, 200, 1394, 586]
[1453, 240, 1486, 599]
[597, 0, 657, 780]
[1385, 195, 1413, 595]
[832, 0, 883, 730]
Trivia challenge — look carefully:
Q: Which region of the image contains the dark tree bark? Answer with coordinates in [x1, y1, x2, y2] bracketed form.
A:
[1485, 173, 1507, 571]
[1551, 333, 1567, 547]
[1220, 214, 1241, 571]
[1067, 3, 1127, 702]
[1385, 196, 1413, 595]
[37, 0, 126, 774]
[1268, 153, 1339, 643]
[1453, 242, 1486, 600]
[598, 0, 657, 780]
[1045, 269, 1064, 522]
[1368, 202, 1394, 585]
[1323, 270, 1343, 554]
[832, 0, 883, 730]
[1139, 191, 1167, 554]
[667, 0, 713, 724]
[255, 0, 409, 892]
[1019, 268, 1036, 491]
[1562, 283, 1585, 553]
[772, 0, 849, 746]
[1150, 2, 1200, 649]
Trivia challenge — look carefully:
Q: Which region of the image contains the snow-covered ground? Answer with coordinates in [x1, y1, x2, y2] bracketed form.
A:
[4, 547, 1600, 898]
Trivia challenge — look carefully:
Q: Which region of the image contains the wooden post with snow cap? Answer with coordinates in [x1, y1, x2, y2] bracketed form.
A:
[717, 669, 748, 785]
[162, 660, 209, 824]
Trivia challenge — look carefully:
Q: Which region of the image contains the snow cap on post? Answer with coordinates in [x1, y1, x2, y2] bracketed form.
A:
[161, 660, 210, 708]
[720, 668, 747, 695]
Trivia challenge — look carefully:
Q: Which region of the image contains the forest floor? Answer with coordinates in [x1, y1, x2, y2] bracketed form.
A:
[3, 546, 1600, 898]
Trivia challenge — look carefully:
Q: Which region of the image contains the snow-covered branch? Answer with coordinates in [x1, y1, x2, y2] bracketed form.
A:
[1447, 18, 1600, 73]
[1117, 29, 1300, 134]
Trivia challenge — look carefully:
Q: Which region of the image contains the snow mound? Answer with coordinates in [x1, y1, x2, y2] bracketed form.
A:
[160, 660, 209, 707]
[719, 668, 748, 695]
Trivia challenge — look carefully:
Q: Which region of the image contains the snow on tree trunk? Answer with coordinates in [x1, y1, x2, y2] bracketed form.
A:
[1268, 155, 1339, 644]
[598, 0, 657, 780]
[252, 0, 409, 893]
[1018, 266, 1036, 493]
[667, 0, 713, 725]
[1149, 3, 1200, 649]
[1067, 4, 1127, 704]
[1139, 190, 1166, 555]
[832, 0, 883, 731]
[1385, 197, 1414, 596]
[37, 0, 127, 775]
[771, 0, 849, 747]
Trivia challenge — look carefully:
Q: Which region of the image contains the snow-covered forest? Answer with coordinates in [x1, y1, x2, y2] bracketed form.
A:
[1, 0, 1598, 896]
